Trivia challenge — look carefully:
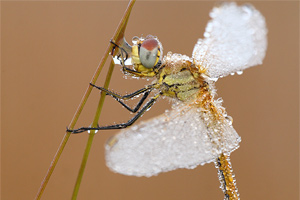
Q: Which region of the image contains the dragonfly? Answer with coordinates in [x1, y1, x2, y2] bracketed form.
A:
[68, 2, 267, 199]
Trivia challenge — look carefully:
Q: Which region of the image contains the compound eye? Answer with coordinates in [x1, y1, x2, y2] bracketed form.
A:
[139, 38, 159, 69]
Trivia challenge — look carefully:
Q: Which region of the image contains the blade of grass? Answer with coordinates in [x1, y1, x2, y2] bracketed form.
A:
[35, 1, 136, 199]
[71, 60, 115, 199]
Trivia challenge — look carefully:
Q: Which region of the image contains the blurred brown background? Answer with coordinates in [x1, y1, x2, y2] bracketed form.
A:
[2, 1, 299, 200]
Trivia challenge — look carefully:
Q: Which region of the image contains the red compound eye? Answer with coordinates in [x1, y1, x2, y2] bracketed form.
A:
[139, 38, 159, 69]
[141, 38, 158, 51]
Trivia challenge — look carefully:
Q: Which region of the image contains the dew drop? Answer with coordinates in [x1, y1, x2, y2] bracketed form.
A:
[132, 125, 138, 131]
[209, 77, 219, 82]
[237, 70, 243, 75]
[88, 130, 98, 134]
[225, 116, 233, 125]
[113, 57, 121, 65]
[124, 57, 132, 66]
[132, 36, 140, 45]
[204, 32, 210, 38]
[216, 98, 223, 103]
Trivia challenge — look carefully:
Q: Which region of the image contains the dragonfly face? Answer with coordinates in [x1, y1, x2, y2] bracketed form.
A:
[129, 35, 163, 77]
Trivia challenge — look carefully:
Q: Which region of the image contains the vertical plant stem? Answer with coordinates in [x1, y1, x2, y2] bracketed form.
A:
[71, 60, 115, 199]
[34, 1, 135, 199]
[34, 133, 71, 200]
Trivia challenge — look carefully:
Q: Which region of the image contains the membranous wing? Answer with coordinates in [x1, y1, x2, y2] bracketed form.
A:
[193, 2, 267, 79]
[105, 104, 240, 177]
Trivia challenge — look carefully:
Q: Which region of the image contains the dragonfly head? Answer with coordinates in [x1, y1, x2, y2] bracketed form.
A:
[131, 35, 163, 77]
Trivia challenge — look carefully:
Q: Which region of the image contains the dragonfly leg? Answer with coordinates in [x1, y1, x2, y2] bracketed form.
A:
[122, 66, 142, 76]
[90, 83, 155, 113]
[110, 40, 145, 77]
[110, 40, 129, 64]
[67, 93, 161, 134]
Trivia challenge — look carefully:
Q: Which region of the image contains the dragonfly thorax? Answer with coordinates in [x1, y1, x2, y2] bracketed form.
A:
[154, 52, 208, 102]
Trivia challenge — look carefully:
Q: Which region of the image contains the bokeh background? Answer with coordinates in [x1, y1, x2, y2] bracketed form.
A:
[2, 1, 299, 200]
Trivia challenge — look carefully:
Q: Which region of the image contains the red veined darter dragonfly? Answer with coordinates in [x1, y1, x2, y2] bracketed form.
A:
[69, 2, 267, 198]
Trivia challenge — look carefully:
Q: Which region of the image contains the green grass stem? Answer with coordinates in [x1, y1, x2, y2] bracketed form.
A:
[34, 1, 135, 199]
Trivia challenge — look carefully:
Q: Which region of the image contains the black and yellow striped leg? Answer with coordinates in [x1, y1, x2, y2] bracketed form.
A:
[90, 83, 155, 113]
[67, 93, 161, 134]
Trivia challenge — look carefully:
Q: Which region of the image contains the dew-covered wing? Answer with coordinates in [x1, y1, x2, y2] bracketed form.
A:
[192, 2, 267, 79]
[105, 104, 241, 177]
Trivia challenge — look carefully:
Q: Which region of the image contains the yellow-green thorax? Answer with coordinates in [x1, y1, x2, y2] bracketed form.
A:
[154, 53, 207, 102]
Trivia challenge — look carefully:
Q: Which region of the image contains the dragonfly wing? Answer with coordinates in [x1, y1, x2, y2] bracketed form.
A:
[105, 104, 240, 177]
[193, 2, 267, 79]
